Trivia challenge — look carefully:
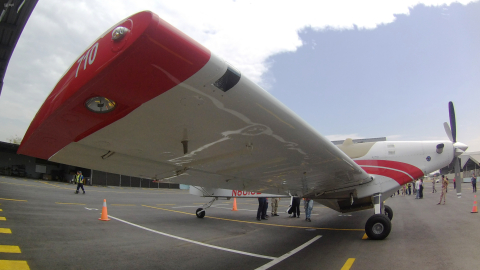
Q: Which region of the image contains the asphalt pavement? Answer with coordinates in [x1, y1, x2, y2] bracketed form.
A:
[0, 176, 479, 270]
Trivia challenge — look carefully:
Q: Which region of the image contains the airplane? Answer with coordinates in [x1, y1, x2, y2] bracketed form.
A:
[17, 11, 468, 240]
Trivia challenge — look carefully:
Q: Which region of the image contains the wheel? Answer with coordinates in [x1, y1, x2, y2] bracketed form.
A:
[365, 214, 391, 240]
[196, 208, 205, 218]
[384, 205, 393, 220]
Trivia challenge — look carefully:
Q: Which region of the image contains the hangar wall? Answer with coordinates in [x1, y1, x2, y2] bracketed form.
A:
[0, 141, 179, 189]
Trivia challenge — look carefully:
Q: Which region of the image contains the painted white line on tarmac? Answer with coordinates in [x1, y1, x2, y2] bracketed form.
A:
[108, 215, 276, 260]
[255, 235, 322, 270]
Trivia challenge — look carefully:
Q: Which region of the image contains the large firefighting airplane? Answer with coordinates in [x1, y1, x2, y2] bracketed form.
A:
[18, 11, 467, 240]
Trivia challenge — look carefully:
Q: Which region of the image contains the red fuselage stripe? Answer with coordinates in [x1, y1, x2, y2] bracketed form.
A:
[355, 160, 424, 185]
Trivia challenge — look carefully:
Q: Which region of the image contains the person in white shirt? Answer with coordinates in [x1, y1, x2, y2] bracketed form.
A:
[415, 180, 420, 199]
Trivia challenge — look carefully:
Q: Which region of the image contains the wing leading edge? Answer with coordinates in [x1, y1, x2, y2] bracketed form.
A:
[19, 11, 372, 198]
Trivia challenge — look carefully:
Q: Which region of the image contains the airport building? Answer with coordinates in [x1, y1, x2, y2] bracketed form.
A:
[0, 141, 180, 189]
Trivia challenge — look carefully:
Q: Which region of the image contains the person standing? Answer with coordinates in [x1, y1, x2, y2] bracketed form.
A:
[453, 177, 456, 189]
[432, 177, 437, 193]
[415, 180, 420, 199]
[271, 198, 280, 216]
[257, 197, 267, 221]
[304, 198, 313, 222]
[446, 177, 449, 193]
[290, 196, 301, 218]
[472, 174, 477, 193]
[438, 175, 448, 205]
[75, 171, 85, 194]
[264, 198, 269, 218]
[407, 182, 412, 195]
[419, 179, 424, 199]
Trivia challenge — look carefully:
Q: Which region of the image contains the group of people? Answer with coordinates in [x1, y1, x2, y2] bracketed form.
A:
[257, 197, 314, 222]
[399, 173, 477, 205]
[395, 175, 450, 204]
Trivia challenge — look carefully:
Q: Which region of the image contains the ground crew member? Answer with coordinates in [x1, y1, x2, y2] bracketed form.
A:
[271, 198, 280, 216]
[75, 171, 85, 194]
[437, 175, 448, 205]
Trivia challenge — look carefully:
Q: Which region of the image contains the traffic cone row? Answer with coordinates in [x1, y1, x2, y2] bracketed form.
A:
[472, 195, 478, 213]
[99, 199, 111, 221]
[232, 198, 238, 211]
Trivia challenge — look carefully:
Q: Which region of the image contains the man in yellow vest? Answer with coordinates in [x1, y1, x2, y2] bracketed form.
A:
[75, 171, 85, 194]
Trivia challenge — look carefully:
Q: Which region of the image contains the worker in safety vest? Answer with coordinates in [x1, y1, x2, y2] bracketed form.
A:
[75, 171, 85, 194]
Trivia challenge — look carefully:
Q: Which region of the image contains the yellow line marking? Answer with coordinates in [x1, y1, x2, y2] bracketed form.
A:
[362, 233, 368, 240]
[142, 205, 364, 231]
[0, 245, 21, 253]
[111, 204, 136, 206]
[0, 228, 12, 234]
[0, 209, 2, 212]
[341, 258, 356, 270]
[0, 260, 30, 269]
[0, 198, 27, 202]
[55, 202, 86, 205]
[0, 217, 5, 221]
[156, 204, 176, 206]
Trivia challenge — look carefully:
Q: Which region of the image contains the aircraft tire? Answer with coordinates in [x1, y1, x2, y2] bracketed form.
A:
[196, 208, 205, 218]
[384, 205, 393, 220]
[365, 214, 391, 240]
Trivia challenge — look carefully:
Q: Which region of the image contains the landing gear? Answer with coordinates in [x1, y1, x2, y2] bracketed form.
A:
[365, 193, 392, 240]
[196, 208, 205, 218]
[365, 214, 391, 240]
[195, 197, 217, 218]
[384, 205, 393, 220]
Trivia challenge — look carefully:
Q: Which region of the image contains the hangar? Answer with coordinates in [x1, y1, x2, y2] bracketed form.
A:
[0, 141, 180, 189]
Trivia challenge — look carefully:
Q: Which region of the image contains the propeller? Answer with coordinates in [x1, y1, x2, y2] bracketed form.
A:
[449, 101, 457, 143]
[444, 101, 468, 198]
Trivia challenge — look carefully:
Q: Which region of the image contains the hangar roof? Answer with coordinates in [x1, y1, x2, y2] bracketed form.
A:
[0, 0, 38, 96]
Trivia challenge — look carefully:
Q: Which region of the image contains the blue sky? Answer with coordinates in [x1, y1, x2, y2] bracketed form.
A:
[0, 0, 479, 151]
[263, 2, 480, 148]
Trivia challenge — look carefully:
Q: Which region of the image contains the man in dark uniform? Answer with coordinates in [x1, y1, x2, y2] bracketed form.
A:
[472, 174, 477, 193]
[257, 197, 267, 221]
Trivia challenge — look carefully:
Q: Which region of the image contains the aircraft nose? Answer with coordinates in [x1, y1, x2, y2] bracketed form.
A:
[454, 142, 468, 152]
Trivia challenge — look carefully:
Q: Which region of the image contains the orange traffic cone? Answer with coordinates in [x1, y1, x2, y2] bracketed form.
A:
[232, 198, 238, 211]
[472, 195, 478, 213]
[99, 199, 111, 221]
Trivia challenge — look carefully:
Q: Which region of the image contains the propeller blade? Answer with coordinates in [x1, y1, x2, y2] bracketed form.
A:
[448, 101, 456, 142]
[454, 156, 461, 196]
[443, 122, 454, 142]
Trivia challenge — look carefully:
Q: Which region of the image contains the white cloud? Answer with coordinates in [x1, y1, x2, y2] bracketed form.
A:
[0, 0, 476, 141]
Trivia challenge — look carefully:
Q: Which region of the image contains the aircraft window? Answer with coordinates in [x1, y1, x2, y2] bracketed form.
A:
[388, 151, 395, 155]
[213, 67, 241, 92]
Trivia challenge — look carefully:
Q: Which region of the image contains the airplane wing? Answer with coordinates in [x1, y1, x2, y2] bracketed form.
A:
[18, 11, 372, 197]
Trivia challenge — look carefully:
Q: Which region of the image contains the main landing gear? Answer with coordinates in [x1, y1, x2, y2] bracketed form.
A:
[365, 194, 392, 240]
[196, 197, 218, 218]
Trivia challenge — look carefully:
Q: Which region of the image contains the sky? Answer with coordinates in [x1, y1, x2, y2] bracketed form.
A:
[1, 0, 479, 151]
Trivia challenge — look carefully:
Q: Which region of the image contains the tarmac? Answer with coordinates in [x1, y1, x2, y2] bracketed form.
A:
[0, 176, 479, 270]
